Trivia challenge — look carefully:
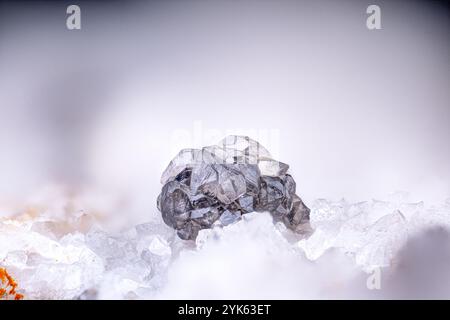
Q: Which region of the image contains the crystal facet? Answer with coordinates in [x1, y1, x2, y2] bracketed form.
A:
[157, 136, 311, 240]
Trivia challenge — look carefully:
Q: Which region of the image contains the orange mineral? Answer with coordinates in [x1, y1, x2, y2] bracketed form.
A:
[0, 268, 24, 300]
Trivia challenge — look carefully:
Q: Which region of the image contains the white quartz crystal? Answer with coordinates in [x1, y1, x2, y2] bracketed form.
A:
[0, 190, 449, 299]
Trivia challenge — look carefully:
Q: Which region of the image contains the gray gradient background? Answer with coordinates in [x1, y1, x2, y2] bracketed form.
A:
[0, 0, 448, 225]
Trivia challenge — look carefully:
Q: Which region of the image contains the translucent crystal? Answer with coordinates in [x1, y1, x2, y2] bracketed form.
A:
[355, 210, 408, 268]
[298, 198, 413, 271]
[157, 135, 311, 240]
[1, 190, 449, 299]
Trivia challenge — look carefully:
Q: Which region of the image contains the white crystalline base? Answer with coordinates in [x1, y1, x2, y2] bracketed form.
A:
[1, 191, 449, 299]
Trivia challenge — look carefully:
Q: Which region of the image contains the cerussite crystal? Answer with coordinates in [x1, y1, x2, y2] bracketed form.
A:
[157, 136, 310, 240]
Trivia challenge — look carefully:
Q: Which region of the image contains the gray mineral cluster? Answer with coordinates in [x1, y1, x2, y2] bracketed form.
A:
[157, 135, 310, 240]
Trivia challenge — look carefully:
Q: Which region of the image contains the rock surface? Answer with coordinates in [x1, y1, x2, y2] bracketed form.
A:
[1, 188, 449, 299]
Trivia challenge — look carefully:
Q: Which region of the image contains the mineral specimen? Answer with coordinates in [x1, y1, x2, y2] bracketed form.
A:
[1, 187, 449, 299]
[0, 268, 23, 300]
[157, 135, 311, 240]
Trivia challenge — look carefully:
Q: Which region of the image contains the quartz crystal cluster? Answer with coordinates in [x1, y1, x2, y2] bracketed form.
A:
[0, 187, 449, 299]
[157, 136, 311, 240]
